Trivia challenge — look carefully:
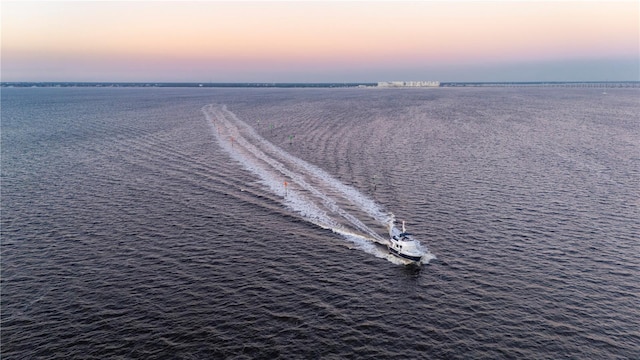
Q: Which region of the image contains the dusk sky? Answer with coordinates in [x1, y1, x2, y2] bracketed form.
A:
[2, 1, 639, 82]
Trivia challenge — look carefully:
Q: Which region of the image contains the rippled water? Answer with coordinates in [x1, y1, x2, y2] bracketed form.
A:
[2, 87, 639, 359]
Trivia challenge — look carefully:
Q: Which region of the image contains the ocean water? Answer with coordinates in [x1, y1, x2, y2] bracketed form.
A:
[1, 87, 638, 359]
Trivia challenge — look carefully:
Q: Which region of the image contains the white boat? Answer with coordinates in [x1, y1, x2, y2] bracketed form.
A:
[388, 221, 424, 263]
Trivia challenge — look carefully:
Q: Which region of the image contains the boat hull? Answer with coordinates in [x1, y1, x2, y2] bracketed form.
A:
[388, 246, 423, 263]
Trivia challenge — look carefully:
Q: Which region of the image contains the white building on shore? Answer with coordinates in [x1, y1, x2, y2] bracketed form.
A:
[377, 81, 440, 88]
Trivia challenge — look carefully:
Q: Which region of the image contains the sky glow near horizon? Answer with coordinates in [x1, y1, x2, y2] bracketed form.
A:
[2, 1, 639, 82]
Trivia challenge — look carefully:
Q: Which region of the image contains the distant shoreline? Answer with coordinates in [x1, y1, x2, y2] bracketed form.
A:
[2, 81, 639, 88]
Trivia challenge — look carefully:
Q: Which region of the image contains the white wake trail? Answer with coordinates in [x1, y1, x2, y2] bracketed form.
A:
[217, 106, 385, 240]
[202, 104, 432, 264]
[222, 107, 392, 226]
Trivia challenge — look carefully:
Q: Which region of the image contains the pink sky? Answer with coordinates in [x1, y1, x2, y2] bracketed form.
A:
[2, 1, 638, 82]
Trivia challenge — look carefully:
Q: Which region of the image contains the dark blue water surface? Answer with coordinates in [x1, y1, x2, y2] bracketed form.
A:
[2, 87, 639, 359]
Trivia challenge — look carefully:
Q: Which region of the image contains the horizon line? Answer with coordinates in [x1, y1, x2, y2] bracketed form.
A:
[3, 80, 640, 84]
[2, 80, 639, 88]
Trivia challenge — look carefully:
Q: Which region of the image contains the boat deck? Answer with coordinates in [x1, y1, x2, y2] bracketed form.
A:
[369, 236, 391, 247]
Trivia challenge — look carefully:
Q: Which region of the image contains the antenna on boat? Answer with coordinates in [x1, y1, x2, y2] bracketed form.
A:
[402, 221, 406, 233]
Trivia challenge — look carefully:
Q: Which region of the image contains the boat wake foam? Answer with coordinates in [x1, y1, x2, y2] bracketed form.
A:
[202, 104, 433, 265]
